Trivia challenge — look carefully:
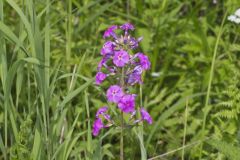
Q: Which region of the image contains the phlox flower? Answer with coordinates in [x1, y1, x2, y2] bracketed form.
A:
[140, 108, 152, 124]
[113, 50, 130, 67]
[137, 53, 151, 70]
[120, 23, 134, 35]
[118, 94, 136, 113]
[101, 41, 115, 56]
[106, 85, 124, 103]
[95, 72, 107, 85]
[103, 25, 118, 39]
[92, 118, 104, 136]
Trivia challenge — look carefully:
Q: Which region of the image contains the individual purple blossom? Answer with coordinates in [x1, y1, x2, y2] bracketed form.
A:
[96, 106, 111, 121]
[97, 54, 111, 71]
[106, 85, 124, 103]
[118, 94, 136, 113]
[101, 41, 115, 56]
[103, 25, 118, 39]
[95, 72, 107, 85]
[96, 106, 108, 117]
[140, 108, 152, 124]
[127, 66, 143, 85]
[127, 72, 142, 85]
[137, 53, 151, 70]
[129, 37, 143, 49]
[92, 118, 104, 136]
[113, 50, 130, 67]
[120, 23, 134, 33]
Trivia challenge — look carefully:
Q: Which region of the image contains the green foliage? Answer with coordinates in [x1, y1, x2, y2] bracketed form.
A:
[215, 67, 240, 119]
[208, 139, 240, 160]
[10, 115, 33, 160]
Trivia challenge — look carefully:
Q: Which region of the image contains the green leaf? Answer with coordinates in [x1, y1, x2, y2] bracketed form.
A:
[31, 128, 42, 160]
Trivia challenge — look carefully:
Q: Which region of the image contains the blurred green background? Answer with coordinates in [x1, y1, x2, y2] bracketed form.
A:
[0, 0, 240, 159]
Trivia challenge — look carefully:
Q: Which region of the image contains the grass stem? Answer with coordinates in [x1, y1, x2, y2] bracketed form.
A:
[120, 67, 125, 160]
[199, 11, 227, 159]
[181, 98, 188, 160]
[120, 111, 124, 160]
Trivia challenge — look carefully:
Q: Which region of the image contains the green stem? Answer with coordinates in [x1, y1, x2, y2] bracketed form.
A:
[66, 0, 72, 86]
[199, 11, 227, 159]
[120, 67, 125, 160]
[120, 111, 124, 160]
[182, 98, 188, 160]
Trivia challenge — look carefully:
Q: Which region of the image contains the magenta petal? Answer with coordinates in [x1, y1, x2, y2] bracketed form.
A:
[95, 72, 107, 85]
[96, 106, 108, 117]
[118, 94, 136, 113]
[137, 53, 151, 70]
[140, 108, 152, 124]
[120, 23, 134, 31]
[97, 54, 111, 71]
[127, 66, 143, 85]
[103, 25, 118, 38]
[106, 85, 124, 103]
[113, 50, 130, 67]
[92, 118, 104, 136]
[101, 41, 115, 56]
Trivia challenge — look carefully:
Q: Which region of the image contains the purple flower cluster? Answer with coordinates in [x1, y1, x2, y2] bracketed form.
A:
[93, 23, 152, 136]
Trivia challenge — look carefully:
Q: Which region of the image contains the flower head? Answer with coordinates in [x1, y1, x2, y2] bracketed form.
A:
[92, 118, 104, 136]
[106, 85, 124, 103]
[97, 54, 111, 71]
[96, 106, 108, 117]
[129, 37, 142, 49]
[93, 23, 152, 136]
[137, 53, 151, 70]
[127, 66, 143, 85]
[103, 25, 118, 39]
[140, 108, 152, 124]
[96, 106, 111, 122]
[118, 94, 136, 113]
[95, 72, 107, 85]
[101, 41, 115, 56]
[113, 50, 130, 67]
[120, 23, 134, 31]
[127, 73, 142, 85]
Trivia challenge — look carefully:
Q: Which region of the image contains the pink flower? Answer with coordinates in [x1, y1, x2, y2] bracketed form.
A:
[92, 118, 104, 136]
[113, 50, 130, 67]
[140, 108, 152, 124]
[118, 94, 136, 113]
[96, 106, 111, 121]
[95, 72, 107, 85]
[97, 54, 111, 71]
[120, 23, 134, 31]
[96, 106, 108, 117]
[101, 41, 115, 56]
[127, 66, 143, 85]
[103, 25, 118, 39]
[137, 53, 151, 70]
[106, 85, 124, 103]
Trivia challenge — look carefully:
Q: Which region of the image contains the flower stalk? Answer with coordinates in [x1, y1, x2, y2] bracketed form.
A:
[120, 67, 125, 160]
[92, 23, 153, 158]
[120, 111, 124, 160]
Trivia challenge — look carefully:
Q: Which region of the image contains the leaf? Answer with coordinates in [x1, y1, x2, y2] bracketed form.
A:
[0, 21, 28, 56]
[208, 139, 240, 160]
[31, 128, 42, 160]
[58, 78, 94, 109]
